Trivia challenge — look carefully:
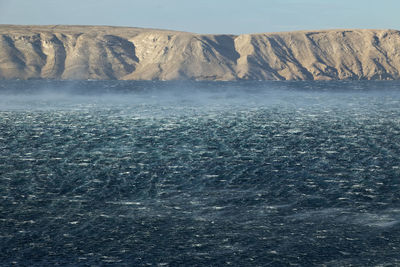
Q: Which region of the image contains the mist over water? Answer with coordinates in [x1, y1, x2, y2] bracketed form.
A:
[1, 80, 400, 266]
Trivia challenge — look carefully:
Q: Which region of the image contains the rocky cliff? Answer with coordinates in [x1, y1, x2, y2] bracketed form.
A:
[1, 25, 400, 80]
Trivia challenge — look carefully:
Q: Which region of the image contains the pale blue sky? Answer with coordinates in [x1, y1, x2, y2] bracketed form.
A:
[0, 0, 399, 34]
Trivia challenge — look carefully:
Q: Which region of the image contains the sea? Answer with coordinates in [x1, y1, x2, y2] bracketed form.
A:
[0, 80, 399, 266]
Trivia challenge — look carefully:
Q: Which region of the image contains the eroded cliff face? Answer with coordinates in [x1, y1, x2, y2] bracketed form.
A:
[1, 25, 399, 80]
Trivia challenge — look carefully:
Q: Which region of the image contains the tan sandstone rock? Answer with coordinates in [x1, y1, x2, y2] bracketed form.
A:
[1, 25, 399, 80]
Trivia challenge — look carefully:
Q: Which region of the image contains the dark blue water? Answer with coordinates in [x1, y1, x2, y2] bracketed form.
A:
[1, 80, 400, 266]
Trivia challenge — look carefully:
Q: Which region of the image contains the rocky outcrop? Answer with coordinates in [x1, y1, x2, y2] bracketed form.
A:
[1, 25, 400, 80]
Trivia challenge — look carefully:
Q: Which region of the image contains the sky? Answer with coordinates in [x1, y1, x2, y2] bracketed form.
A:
[0, 0, 399, 34]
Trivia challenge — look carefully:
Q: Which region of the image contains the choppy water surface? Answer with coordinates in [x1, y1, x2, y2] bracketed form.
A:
[1, 80, 400, 266]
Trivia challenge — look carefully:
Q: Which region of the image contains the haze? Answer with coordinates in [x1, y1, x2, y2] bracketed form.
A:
[0, 0, 399, 34]
[1, 80, 399, 113]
